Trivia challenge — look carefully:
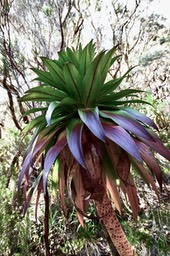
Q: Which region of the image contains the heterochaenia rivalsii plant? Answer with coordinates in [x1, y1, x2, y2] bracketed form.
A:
[19, 41, 170, 256]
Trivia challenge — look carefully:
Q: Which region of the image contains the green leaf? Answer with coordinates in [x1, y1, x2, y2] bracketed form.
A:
[98, 89, 144, 102]
[21, 92, 59, 102]
[22, 114, 46, 134]
[102, 144, 119, 181]
[66, 47, 79, 69]
[99, 67, 134, 97]
[31, 68, 57, 87]
[21, 107, 47, 118]
[100, 47, 118, 84]
[57, 97, 80, 110]
[79, 40, 96, 77]
[81, 51, 105, 107]
[21, 85, 67, 101]
[41, 57, 68, 92]
[46, 102, 58, 126]
[110, 54, 121, 66]
[98, 99, 152, 108]
[63, 62, 81, 98]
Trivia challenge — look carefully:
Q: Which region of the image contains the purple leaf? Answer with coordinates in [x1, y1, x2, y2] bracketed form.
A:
[43, 131, 67, 194]
[123, 107, 158, 130]
[103, 123, 142, 162]
[135, 140, 162, 189]
[139, 135, 170, 161]
[101, 112, 155, 141]
[78, 107, 106, 142]
[133, 160, 160, 199]
[18, 152, 32, 190]
[66, 120, 87, 169]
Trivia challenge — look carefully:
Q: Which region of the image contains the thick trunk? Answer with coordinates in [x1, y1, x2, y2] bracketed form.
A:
[82, 137, 137, 256]
[95, 192, 137, 256]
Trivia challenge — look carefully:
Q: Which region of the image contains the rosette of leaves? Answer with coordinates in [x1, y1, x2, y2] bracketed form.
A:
[19, 41, 170, 256]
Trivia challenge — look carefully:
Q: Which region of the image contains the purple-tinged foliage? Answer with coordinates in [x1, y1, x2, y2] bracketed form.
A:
[43, 132, 67, 193]
[19, 41, 170, 254]
[66, 120, 87, 169]
[78, 107, 106, 142]
[103, 123, 142, 162]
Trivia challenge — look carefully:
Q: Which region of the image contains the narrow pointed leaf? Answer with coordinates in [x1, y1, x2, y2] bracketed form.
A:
[18, 152, 32, 190]
[139, 133, 170, 160]
[63, 62, 81, 98]
[21, 92, 58, 102]
[22, 85, 67, 99]
[103, 144, 119, 180]
[57, 97, 79, 108]
[110, 54, 121, 66]
[22, 115, 45, 134]
[21, 107, 47, 118]
[43, 131, 67, 193]
[46, 102, 58, 126]
[41, 57, 67, 91]
[31, 68, 57, 87]
[101, 112, 154, 140]
[79, 41, 96, 76]
[103, 122, 142, 162]
[100, 47, 118, 84]
[98, 99, 152, 107]
[19, 132, 57, 190]
[82, 51, 104, 106]
[24, 186, 34, 215]
[24, 172, 43, 215]
[66, 47, 79, 69]
[35, 175, 43, 222]
[123, 107, 158, 130]
[66, 119, 87, 169]
[135, 140, 162, 188]
[78, 107, 106, 142]
[99, 89, 144, 102]
[99, 67, 134, 96]
[133, 160, 160, 199]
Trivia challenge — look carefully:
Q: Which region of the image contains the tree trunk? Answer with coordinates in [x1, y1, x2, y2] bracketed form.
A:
[103, 225, 120, 256]
[84, 138, 137, 256]
[95, 192, 137, 256]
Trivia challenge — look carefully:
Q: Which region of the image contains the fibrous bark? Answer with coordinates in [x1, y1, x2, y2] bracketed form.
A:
[84, 139, 137, 256]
